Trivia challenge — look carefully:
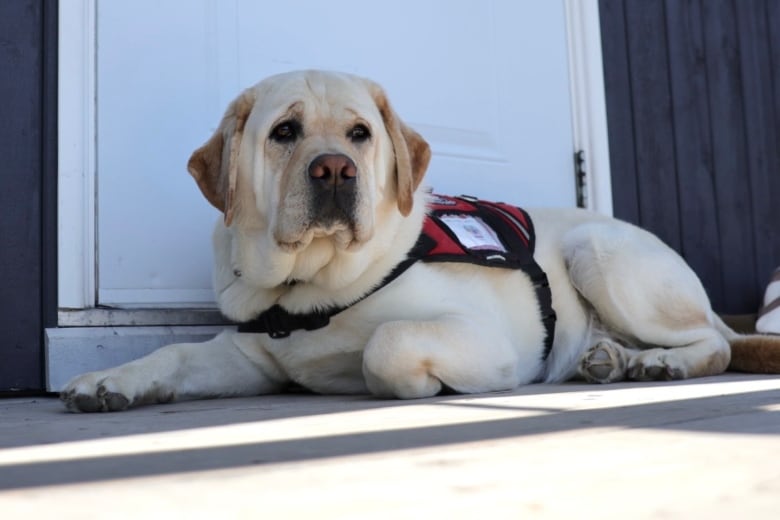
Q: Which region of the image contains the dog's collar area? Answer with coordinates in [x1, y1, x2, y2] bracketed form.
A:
[235, 304, 332, 339]
[235, 236, 431, 338]
[234, 194, 556, 360]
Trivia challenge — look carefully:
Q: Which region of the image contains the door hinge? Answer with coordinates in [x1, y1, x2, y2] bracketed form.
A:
[574, 150, 587, 208]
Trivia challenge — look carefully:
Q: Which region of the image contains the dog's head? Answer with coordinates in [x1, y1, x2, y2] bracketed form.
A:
[187, 70, 431, 254]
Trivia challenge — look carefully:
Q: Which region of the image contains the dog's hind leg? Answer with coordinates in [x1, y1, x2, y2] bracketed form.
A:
[564, 220, 731, 383]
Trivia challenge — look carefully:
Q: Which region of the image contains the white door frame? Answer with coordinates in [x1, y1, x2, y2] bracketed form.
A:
[564, 0, 613, 216]
[58, 0, 97, 310]
[57, 0, 612, 315]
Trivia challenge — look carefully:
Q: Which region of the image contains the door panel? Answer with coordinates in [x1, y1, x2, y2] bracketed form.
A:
[97, 0, 576, 307]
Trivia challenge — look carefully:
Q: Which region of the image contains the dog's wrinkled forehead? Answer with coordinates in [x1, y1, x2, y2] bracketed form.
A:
[255, 71, 381, 129]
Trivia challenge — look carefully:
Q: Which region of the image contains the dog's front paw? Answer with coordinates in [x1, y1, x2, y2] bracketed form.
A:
[628, 349, 686, 381]
[60, 371, 135, 413]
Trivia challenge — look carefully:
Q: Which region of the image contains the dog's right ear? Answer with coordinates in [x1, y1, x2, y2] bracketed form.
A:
[187, 89, 256, 226]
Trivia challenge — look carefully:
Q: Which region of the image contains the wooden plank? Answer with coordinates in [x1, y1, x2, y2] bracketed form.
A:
[599, 0, 640, 224]
[735, 0, 780, 309]
[664, 0, 724, 310]
[623, 0, 682, 252]
[0, 0, 44, 390]
[702, 0, 759, 314]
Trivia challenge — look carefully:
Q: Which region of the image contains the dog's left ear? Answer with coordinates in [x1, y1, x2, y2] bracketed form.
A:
[371, 85, 431, 216]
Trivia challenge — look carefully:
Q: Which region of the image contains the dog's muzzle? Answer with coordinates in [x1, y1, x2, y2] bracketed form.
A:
[307, 153, 358, 227]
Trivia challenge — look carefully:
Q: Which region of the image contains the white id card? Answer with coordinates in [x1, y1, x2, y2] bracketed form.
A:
[439, 214, 507, 252]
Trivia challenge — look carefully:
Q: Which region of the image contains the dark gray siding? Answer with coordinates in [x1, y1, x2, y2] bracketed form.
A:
[600, 0, 780, 313]
[0, 0, 57, 391]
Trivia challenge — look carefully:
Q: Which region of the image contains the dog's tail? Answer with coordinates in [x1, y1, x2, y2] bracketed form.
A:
[714, 315, 780, 373]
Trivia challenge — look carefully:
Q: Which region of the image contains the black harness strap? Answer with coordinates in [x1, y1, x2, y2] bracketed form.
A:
[236, 305, 331, 339]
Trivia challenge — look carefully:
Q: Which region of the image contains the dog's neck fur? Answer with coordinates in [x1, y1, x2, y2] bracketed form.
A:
[212, 191, 429, 322]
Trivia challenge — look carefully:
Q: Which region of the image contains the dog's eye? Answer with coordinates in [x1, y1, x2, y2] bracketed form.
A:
[270, 121, 300, 143]
[348, 124, 371, 143]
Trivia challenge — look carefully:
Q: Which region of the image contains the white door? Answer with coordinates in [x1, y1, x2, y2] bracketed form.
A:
[95, 0, 578, 308]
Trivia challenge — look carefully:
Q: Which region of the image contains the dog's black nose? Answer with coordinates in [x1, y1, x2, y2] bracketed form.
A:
[308, 154, 357, 187]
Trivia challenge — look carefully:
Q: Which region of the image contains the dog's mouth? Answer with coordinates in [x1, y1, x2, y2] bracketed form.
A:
[275, 218, 367, 253]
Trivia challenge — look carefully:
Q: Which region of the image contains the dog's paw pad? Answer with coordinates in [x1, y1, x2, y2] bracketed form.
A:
[72, 394, 105, 413]
[60, 375, 134, 413]
[579, 341, 627, 384]
[103, 391, 131, 411]
[629, 351, 686, 381]
[61, 389, 131, 413]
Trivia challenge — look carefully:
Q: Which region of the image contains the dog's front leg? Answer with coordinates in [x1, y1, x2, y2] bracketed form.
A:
[362, 317, 540, 399]
[61, 331, 287, 412]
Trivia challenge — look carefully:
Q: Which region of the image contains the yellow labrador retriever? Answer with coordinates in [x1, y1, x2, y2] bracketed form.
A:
[61, 70, 779, 412]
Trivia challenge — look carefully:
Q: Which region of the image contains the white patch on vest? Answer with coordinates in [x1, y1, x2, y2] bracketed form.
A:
[439, 214, 507, 252]
[430, 194, 458, 206]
